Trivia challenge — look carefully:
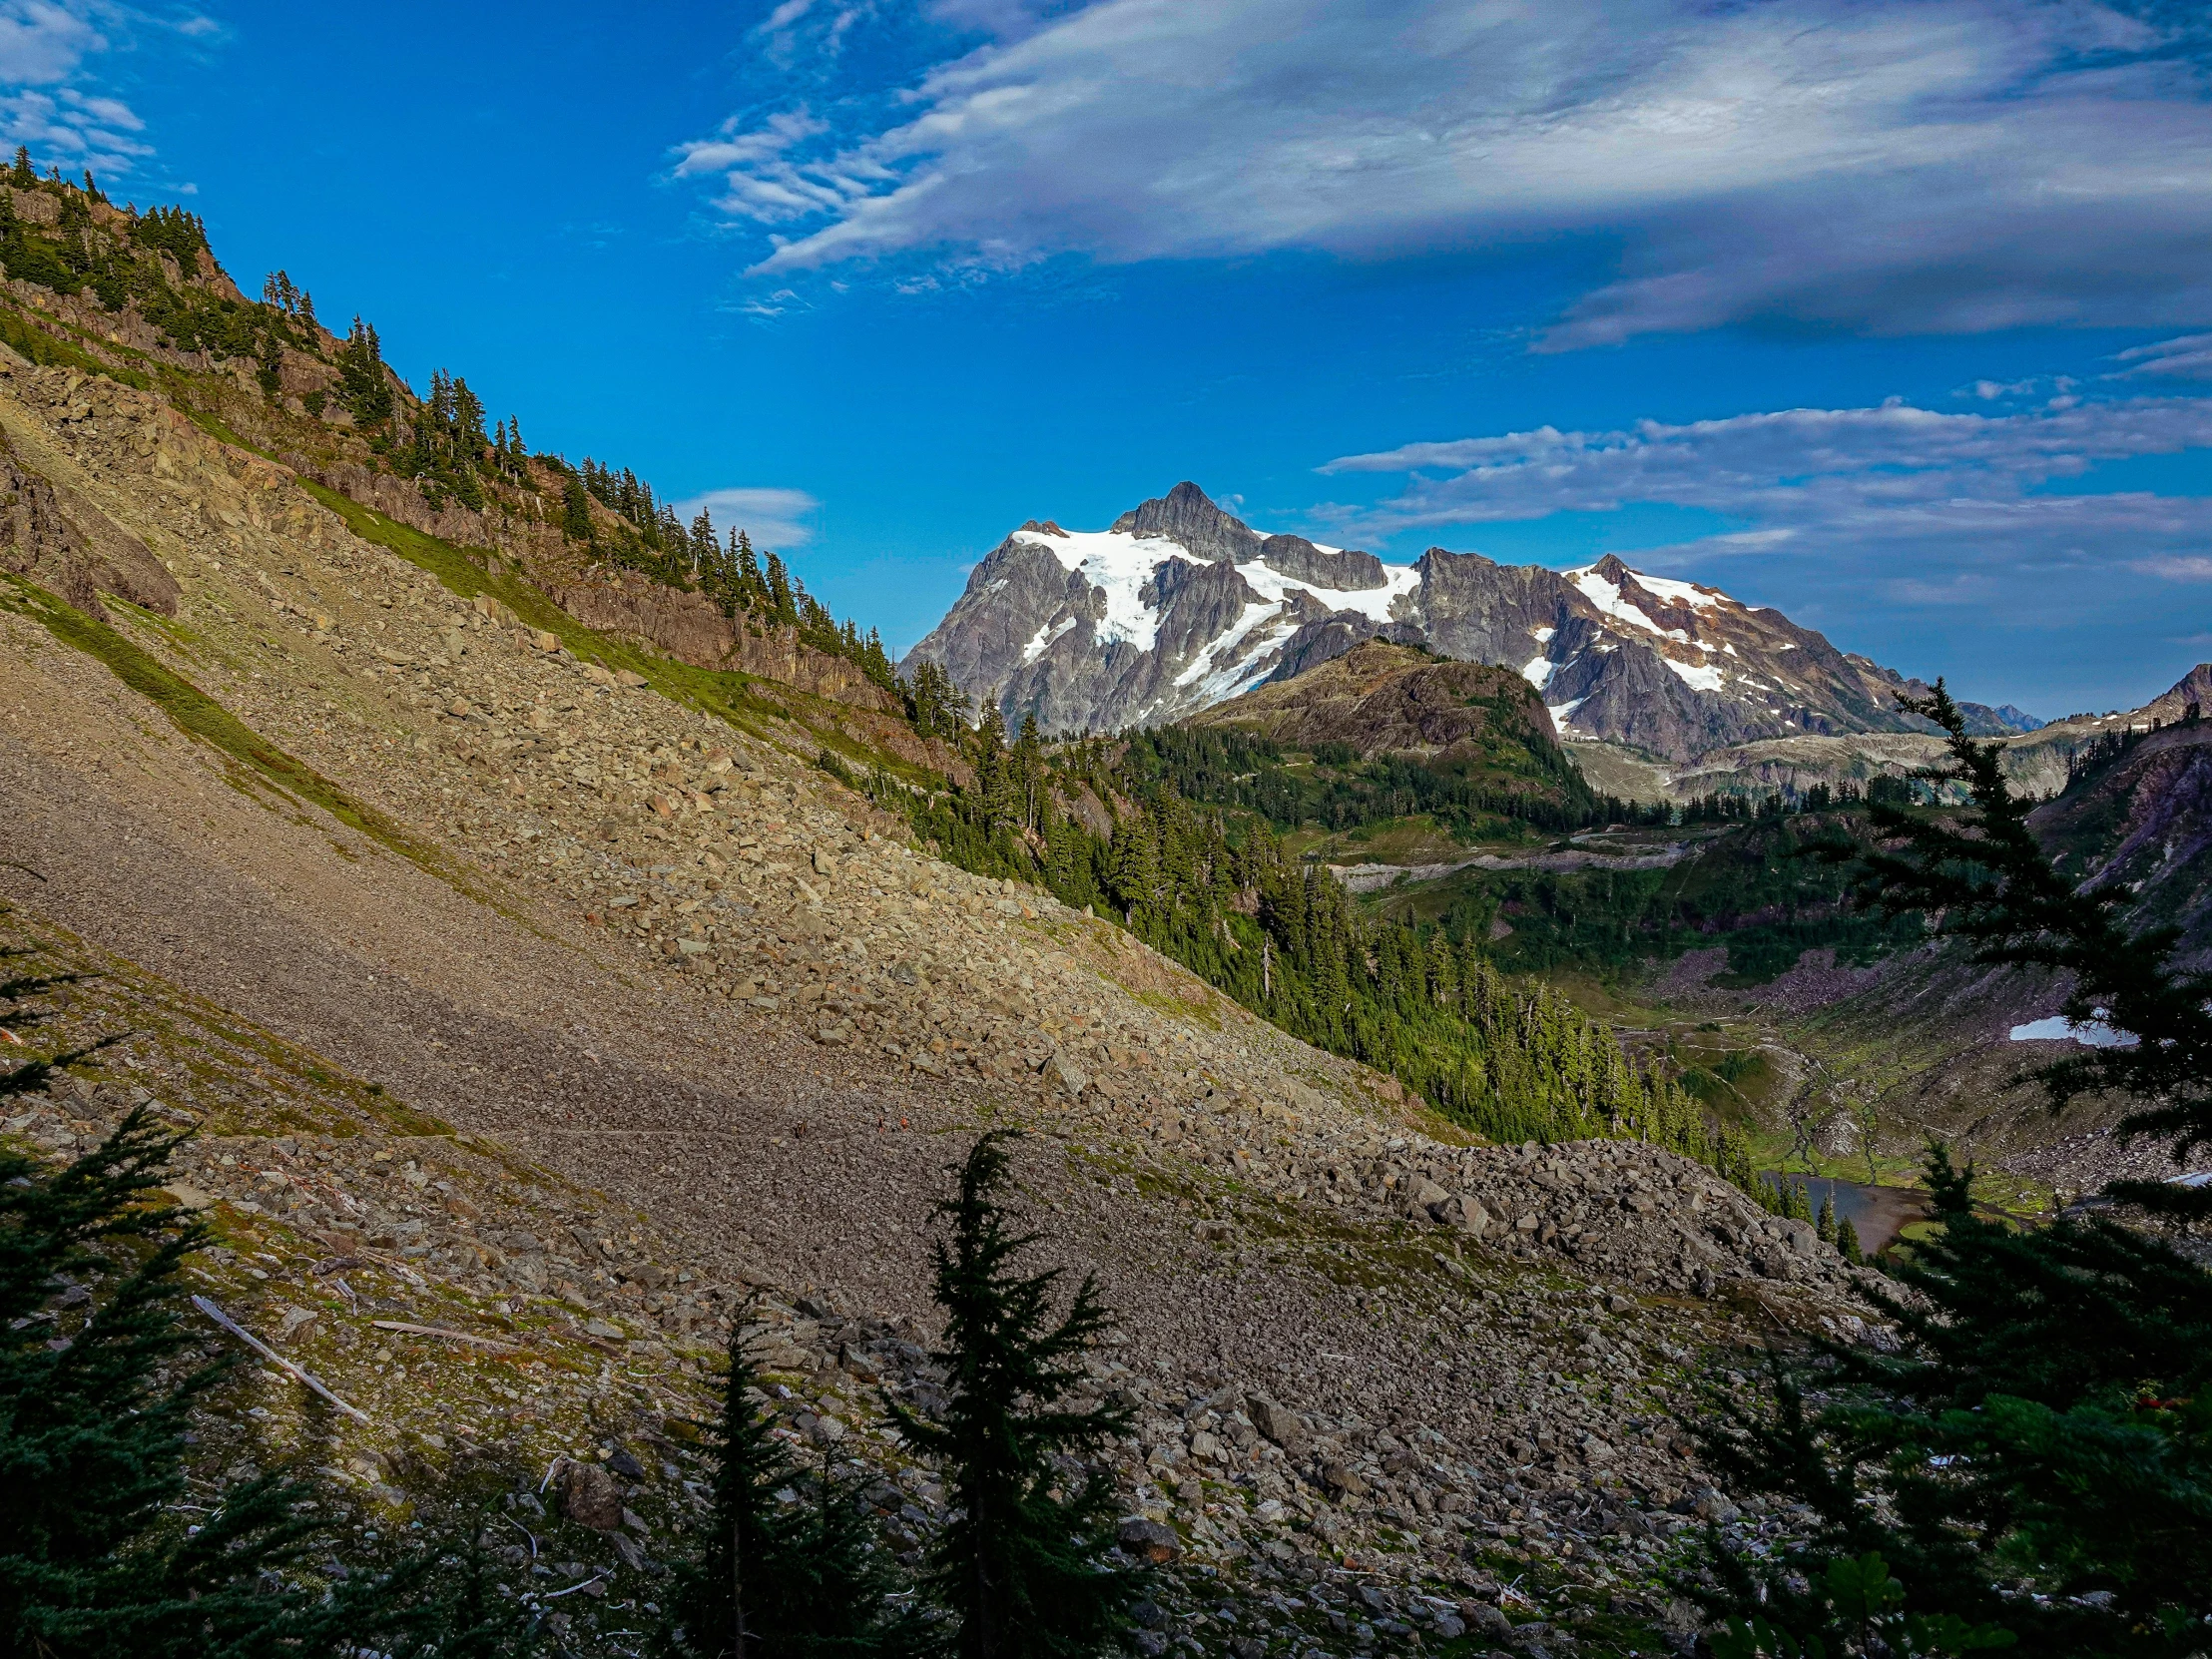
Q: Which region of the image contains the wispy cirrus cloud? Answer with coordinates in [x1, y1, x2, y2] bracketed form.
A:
[2114, 334, 2212, 381]
[1314, 394, 2212, 624]
[678, 0, 2212, 346]
[2133, 555, 2212, 581]
[0, 1, 208, 176]
[668, 485, 821, 550]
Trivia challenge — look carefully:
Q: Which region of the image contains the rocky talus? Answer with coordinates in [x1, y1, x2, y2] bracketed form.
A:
[0, 348, 1864, 1654]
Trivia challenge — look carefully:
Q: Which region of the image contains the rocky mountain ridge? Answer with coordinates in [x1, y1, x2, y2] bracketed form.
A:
[0, 332, 1864, 1653]
[905, 481, 2038, 764]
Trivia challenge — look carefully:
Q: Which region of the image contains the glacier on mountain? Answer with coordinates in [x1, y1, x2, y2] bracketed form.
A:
[903, 481, 2030, 763]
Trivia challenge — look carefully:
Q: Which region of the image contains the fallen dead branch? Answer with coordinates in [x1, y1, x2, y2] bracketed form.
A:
[369, 1318, 525, 1353]
[192, 1294, 370, 1423]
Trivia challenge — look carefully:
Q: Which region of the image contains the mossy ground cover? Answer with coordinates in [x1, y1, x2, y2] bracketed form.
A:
[0, 298, 150, 386]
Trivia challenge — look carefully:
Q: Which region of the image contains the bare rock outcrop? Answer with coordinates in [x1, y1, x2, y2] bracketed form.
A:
[0, 405, 179, 619]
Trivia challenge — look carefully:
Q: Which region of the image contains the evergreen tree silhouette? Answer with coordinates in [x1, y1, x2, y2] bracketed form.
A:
[895, 1132, 1140, 1659]
[659, 1324, 924, 1659]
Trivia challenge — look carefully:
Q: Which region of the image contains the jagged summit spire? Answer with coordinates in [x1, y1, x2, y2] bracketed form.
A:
[1106, 481, 1264, 564]
[2139, 662, 2212, 725]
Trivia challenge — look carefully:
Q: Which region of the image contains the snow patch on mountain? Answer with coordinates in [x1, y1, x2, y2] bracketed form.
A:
[1022, 616, 1076, 665]
[1242, 553, 1422, 621]
[1012, 520, 1422, 715]
[1664, 658, 1726, 694]
[1628, 572, 1736, 612]
[1019, 528, 1174, 651]
[1569, 569, 1687, 642]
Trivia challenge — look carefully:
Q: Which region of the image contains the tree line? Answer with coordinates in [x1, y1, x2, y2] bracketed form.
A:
[0, 157, 900, 710]
[861, 718, 1767, 1173]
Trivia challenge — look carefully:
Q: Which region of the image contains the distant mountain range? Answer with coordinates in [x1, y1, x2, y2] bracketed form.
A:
[904, 482, 2038, 763]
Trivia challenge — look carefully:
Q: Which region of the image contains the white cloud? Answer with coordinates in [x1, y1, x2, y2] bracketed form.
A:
[2134, 556, 2212, 581]
[1315, 394, 2212, 612]
[0, 0, 103, 84]
[0, 1, 187, 176]
[669, 486, 821, 551]
[679, 0, 2212, 343]
[2114, 334, 2212, 381]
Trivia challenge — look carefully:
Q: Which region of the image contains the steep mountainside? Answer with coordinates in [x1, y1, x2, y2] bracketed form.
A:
[0, 172, 1878, 1653]
[906, 481, 2037, 762]
[2031, 718, 2212, 959]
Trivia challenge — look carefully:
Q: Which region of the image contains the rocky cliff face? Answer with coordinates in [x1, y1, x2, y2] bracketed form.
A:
[0, 424, 180, 620]
[906, 484, 2023, 763]
[2031, 718, 2212, 959]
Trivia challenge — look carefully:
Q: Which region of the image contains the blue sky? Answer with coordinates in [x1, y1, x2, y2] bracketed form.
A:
[11, 0, 2212, 717]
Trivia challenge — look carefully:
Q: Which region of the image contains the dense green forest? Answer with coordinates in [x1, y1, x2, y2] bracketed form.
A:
[1116, 724, 1648, 837]
[1415, 817, 1925, 985]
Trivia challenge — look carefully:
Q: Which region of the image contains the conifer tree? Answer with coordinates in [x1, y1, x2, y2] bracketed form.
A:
[1691, 681, 2212, 1656]
[335, 318, 392, 426]
[733, 530, 764, 610]
[659, 1327, 923, 1659]
[1843, 681, 2212, 1216]
[894, 1133, 1140, 1659]
[561, 470, 597, 545]
[1834, 1215, 1863, 1265]
[0, 1105, 456, 1657]
[764, 553, 798, 627]
[10, 147, 31, 188]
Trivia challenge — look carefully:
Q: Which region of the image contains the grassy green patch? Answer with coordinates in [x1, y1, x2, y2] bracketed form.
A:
[173, 400, 265, 455]
[0, 302, 149, 388]
[1, 574, 501, 913]
[1674, 1044, 1775, 1114]
[1127, 983, 1225, 1029]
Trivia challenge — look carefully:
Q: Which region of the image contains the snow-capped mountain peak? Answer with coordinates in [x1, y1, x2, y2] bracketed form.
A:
[904, 485, 1994, 762]
[910, 485, 1424, 733]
